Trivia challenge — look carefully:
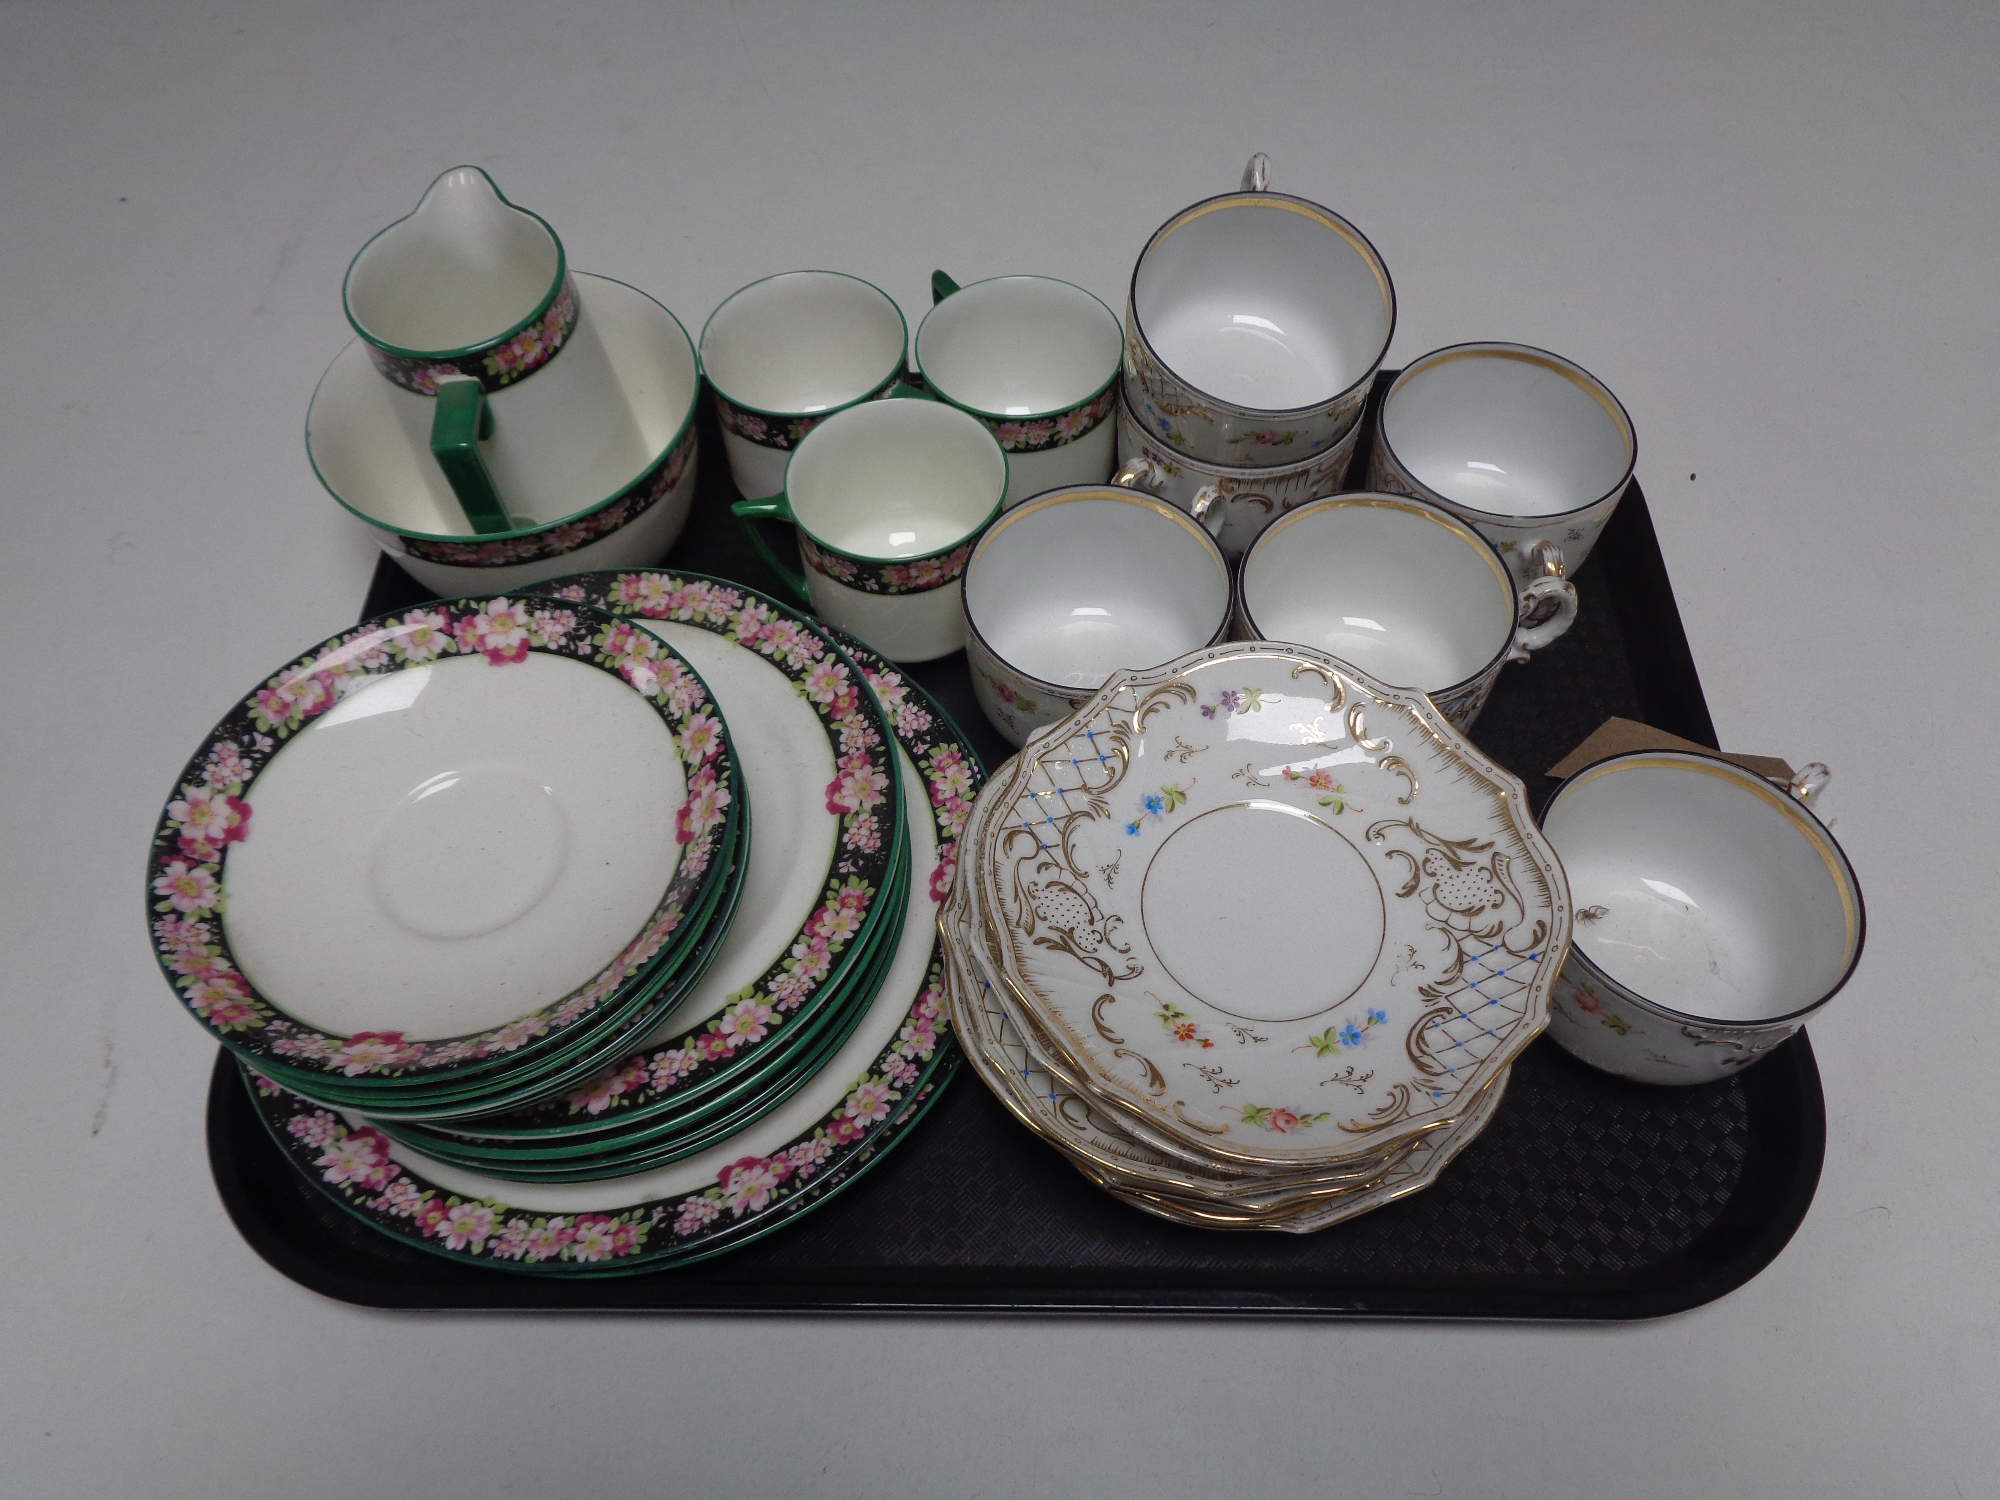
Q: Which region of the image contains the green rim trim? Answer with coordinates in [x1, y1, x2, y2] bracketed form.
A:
[341, 166, 569, 362]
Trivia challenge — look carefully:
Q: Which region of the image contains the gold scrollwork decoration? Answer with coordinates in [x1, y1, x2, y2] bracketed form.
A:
[1132, 678, 1196, 735]
[1172, 1099, 1230, 1134]
[1114, 1047, 1167, 1095]
[1091, 993, 1125, 1045]
[1379, 754, 1418, 804]
[1347, 705, 1391, 752]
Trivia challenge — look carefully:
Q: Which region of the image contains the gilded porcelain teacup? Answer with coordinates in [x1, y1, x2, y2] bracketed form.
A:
[1112, 382, 1363, 558]
[1124, 154, 1395, 469]
[340, 166, 653, 536]
[916, 271, 1123, 509]
[1540, 751, 1861, 1085]
[730, 397, 1006, 663]
[699, 271, 910, 503]
[961, 485, 1232, 746]
[1235, 492, 1578, 729]
[1368, 342, 1636, 585]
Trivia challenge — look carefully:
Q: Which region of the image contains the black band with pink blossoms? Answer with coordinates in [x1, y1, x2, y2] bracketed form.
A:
[713, 369, 904, 451]
[796, 533, 973, 596]
[397, 428, 695, 569]
[974, 381, 1116, 454]
[366, 276, 581, 395]
[238, 587, 983, 1270]
[147, 597, 733, 1078]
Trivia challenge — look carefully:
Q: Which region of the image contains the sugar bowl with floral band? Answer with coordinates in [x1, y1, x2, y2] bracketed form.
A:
[311, 271, 702, 597]
[341, 167, 654, 535]
[1112, 381, 1363, 557]
[1236, 493, 1578, 730]
[961, 485, 1233, 746]
[699, 271, 911, 503]
[916, 271, 1123, 508]
[1123, 154, 1395, 469]
[1368, 342, 1636, 585]
[730, 396, 1007, 663]
[1540, 751, 1861, 1086]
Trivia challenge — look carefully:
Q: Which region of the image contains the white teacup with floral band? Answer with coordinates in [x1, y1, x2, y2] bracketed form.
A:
[1112, 381, 1364, 558]
[961, 485, 1232, 747]
[1368, 343, 1637, 585]
[310, 270, 701, 597]
[1235, 493, 1578, 730]
[340, 167, 653, 536]
[1540, 751, 1861, 1086]
[699, 271, 910, 503]
[916, 271, 1123, 509]
[1124, 154, 1396, 470]
[730, 397, 1007, 663]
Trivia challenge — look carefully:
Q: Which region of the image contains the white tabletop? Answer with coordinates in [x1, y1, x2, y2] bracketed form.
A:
[4, 3, 1996, 1495]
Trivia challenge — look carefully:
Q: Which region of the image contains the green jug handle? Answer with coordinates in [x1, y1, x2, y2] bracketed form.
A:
[428, 379, 512, 535]
[727, 493, 813, 606]
[930, 270, 962, 305]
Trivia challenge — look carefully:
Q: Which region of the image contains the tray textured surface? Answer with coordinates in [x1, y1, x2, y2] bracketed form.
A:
[209, 371, 1824, 1317]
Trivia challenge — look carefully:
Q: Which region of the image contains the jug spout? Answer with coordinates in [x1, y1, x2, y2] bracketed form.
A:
[344, 166, 566, 358]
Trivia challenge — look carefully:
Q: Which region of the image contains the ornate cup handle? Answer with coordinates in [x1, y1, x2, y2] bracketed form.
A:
[1188, 483, 1227, 540]
[1528, 539, 1567, 579]
[1112, 456, 1165, 493]
[1510, 576, 1579, 658]
[1242, 153, 1271, 192]
[1788, 762, 1831, 807]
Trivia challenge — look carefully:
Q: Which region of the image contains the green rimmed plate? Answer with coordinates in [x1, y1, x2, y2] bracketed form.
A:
[243, 631, 983, 1272]
[148, 595, 742, 1097]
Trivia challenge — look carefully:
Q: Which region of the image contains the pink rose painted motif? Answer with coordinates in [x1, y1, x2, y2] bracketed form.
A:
[367, 276, 581, 395]
[147, 599, 734, 1076]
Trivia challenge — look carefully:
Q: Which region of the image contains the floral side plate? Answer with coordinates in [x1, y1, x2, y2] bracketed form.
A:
[148, 596, 738, 1083]
[359, 571, 912, 1137]
[980, 642, 1568, 1168]
[243, 637, 980, 1273]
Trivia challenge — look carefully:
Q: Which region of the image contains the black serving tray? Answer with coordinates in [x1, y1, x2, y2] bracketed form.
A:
[207, 372, 1825, 1318]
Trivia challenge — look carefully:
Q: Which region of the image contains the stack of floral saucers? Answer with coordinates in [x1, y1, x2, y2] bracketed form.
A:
[940, 640, 1571, 1231]
[151, 575, 983, 1272]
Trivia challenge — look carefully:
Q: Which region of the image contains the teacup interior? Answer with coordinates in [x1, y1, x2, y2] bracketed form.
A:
[918, 277, 1123, 416]
[1241, 501, 1513, 692]
[346, 168, 561, 354]
[1544, 757, 1859, 1022]
[702, 272, 906, 414]
[1135, 199, 1391, 412]
[1383, 348, 1633, 518]
[787, 400, 1005, 560]
[967, 492, 1229, 688]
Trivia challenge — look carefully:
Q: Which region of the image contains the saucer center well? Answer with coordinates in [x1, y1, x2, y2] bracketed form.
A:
[370, 768, 570, 940]
[1140, 801, 1384, 1023]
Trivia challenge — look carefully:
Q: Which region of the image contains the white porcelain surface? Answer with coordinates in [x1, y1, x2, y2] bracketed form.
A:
[630, 620, 839, 1039]
[367, 745, 937, 1211]
[700, 271, 907, 416]
[1114, 384, 1361, 557]
[1370, 342, 1634, 582]
[346, 169, 649, 523]
[1135, 199, 1387, 412]
[309, 273, 701, 578]
[963, 486, 1230, 745]
[804, 566, 969, 664]
[1239, 495, 1516, 691]
[997, 421, 1117, 508]
[918, 276, 1121, 418]
[786, 398, 1004, 558]
[222, 652, 686, 1039]
[1539, 753, 1861, 1085]
[346, 167, 558, 353]
[979, 643, 1567, 1167]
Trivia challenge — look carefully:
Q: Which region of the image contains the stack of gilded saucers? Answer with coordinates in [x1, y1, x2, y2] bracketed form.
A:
[940, 640, 1570, 1231]
[150, 574, 983, 1273]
